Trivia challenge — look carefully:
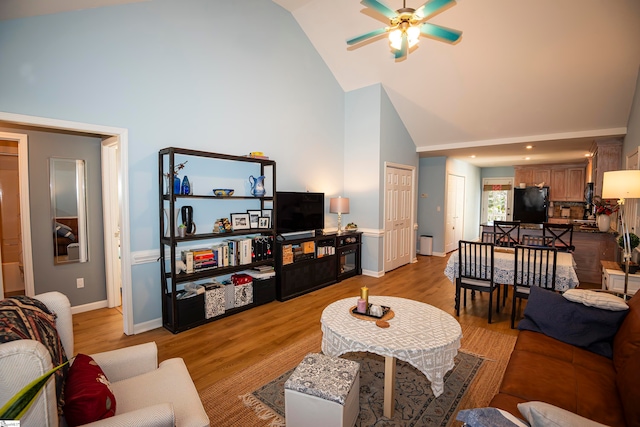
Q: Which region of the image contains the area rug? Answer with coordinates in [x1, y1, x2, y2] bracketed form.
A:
[200, 324, 516, 427]
[243, 351, 483, 427]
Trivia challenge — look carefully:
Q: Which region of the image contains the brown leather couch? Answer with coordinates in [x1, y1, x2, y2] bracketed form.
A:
[489, 293, 640, 426]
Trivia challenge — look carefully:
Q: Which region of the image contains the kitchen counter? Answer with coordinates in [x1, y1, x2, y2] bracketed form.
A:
[481, 221, 616, 234]
[481, 223, 619, 283]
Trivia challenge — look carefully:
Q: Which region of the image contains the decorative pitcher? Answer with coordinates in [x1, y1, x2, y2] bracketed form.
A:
[249, 175, 266, 197]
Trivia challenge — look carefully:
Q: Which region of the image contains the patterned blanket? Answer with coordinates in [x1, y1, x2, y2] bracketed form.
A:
[0, 296, 68, 415]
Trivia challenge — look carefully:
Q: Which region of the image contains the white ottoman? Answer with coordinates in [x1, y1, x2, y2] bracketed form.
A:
[284, 353, 360, 427]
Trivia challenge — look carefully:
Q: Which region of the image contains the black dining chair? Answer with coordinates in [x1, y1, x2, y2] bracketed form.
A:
[543, 223, 575, 252]
[511, 245, 558, 328]
[456, 240, 500, 323]
[481, 231, 498, 244]
[520, 234, 554, 247]
[493, 220, 521, 247]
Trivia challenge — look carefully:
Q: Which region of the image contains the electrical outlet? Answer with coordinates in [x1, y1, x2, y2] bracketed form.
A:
[76, 278, 84, 288]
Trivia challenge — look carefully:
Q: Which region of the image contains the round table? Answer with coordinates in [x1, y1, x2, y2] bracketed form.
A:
[320, 296, 462, 418]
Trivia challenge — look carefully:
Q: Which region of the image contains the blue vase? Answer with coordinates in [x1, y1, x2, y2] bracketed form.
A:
[173, 175, 181, 194]
[181, 175, 190, 195]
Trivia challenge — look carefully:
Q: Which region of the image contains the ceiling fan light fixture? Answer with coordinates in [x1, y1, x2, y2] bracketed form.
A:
[389, 29, 403, 50]
[407, 25, 420, 47]
[389, 25, 420, 51]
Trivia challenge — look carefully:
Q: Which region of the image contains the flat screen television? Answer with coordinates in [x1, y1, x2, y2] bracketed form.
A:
[276, 191, 325, 234]
[513, 187, 549, 223]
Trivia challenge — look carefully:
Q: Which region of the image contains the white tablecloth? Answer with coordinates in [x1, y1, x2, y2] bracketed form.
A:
[321, 296, 462, 397]
[444, 248, 579, 291]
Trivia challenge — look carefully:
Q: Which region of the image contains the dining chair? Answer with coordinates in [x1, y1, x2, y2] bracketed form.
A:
[520, 234, 554, 247]
[456, 240, 500, 323]
[481, 231, 498, 244]
[511, 245, 558, 328]
[493, 220, 521, 247]
[543, 223, 575, 252]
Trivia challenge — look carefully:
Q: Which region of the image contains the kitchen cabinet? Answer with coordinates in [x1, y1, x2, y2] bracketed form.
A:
[566, 168, 586, 201]
[592, 139, 622, 197]
[515, 163, 586, 201]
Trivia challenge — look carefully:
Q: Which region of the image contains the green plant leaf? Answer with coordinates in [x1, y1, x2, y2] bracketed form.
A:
[0, 360, 69, 420]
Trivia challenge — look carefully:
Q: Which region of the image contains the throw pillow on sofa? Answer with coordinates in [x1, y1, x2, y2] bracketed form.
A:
[562, 289, 628, 311]
[518, 286, 628, 358]
[518, 401, 608, 427]
[64, 354, 116, 426]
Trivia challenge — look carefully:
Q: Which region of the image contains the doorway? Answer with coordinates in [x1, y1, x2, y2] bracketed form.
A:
[0, 140, 24, 297]
[0, 112, 132, 335]
[444, 174, 465, 253]
[481, 178, 514, 224]
[384, 163, 415, 272]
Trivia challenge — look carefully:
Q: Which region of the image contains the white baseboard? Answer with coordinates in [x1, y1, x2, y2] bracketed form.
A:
[362, 269, 384, 278]
[71, 299, 108, 315]
[134, 318, 163, 334]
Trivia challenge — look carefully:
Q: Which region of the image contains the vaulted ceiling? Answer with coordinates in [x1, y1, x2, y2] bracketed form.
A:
[2, 0, 639, 166]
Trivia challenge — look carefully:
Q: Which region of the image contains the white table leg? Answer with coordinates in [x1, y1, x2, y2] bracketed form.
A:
[384, 356, 396, 418]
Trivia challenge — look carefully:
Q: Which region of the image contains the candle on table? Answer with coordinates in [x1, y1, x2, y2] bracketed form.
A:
[360, 286, 369, 304]
[357, 298, 367, 313]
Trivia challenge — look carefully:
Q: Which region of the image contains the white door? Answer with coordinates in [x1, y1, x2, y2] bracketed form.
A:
[481, 178, 514, 223]
[444, 174, 465, 253]
[384, 165, 413, 272]
[102, 137, 122, 308]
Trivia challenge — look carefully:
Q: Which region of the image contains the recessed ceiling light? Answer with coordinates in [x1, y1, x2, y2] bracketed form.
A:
[584, 153, 592, 157]
[524, 157, 531, 160]
[469, 155, 476, 158]
[526, 145, 533, 149]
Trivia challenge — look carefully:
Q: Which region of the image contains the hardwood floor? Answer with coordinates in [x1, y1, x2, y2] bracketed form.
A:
[72, 253, 578, 393]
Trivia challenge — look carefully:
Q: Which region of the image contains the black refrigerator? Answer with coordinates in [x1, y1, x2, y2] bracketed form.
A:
[513, 187, 549, 223]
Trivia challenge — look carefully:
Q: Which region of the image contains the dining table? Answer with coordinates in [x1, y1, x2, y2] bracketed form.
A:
[444, 246, 580, 291]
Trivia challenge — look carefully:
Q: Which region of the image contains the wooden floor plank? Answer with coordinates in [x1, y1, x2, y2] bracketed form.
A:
[73, 253, 592, 392]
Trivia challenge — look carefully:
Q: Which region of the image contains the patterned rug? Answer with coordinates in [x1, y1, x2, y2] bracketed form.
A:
[242, 351, 484, 427]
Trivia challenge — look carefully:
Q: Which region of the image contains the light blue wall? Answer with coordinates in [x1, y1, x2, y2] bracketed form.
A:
[418, 157, 446, 253]
[0, 0, 347, 325]
[481, 167, 515, 179]
[344, 84, 417, 274]
[344, 85, 382, 274]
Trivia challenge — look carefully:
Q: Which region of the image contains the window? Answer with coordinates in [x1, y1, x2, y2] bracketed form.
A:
[482, 178, 513, 224]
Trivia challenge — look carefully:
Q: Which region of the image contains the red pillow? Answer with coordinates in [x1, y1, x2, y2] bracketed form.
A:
[64, 354, 116, 426]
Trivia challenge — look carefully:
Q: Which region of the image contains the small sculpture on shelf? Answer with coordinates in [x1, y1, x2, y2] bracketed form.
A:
[345, 222, 358, 232]
[213, 218, 232, 233]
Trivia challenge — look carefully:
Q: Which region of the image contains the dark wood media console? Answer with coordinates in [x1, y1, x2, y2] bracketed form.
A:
[276, 231, 362, 301]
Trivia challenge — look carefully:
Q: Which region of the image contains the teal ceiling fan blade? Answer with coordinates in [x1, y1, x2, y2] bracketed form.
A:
[420, 22, 462, 43]
[394, 33, 408, 59]
[347, 27, 388, 45]
[414, 0, 455, 20]
[361, 0, 398, 20]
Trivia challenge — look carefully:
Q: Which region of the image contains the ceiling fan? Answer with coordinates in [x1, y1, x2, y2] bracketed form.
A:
[347, 0, 462, 60]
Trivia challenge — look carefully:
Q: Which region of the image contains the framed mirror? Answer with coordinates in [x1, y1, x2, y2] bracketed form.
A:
[50, 158, 88, 264]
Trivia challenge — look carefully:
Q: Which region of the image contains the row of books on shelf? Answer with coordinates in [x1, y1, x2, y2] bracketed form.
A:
[181, 236, 274, 273]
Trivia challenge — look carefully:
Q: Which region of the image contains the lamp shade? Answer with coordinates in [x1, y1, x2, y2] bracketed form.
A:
[329, 197, 350, 214]
[602, 170, 640, 199]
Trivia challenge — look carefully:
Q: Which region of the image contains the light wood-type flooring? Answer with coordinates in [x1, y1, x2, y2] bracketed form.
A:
[73, 253, 596, 393]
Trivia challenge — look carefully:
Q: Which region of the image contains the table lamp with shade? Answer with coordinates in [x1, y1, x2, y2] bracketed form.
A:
[330, 197, 350, 234]
[602, 170, 640, 299]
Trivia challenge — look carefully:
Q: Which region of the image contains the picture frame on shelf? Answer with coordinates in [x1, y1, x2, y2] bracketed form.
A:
[247, 210, 261, 228]
[258, 217, 270, 229]
[261, 209, 272, 226]
[231, 213, 250, 230]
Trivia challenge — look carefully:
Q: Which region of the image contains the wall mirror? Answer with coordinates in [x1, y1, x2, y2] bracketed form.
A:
[50, 158, 89, 264]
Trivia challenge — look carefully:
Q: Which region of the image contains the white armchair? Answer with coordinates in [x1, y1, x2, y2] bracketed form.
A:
[0, 292, 209, 427]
